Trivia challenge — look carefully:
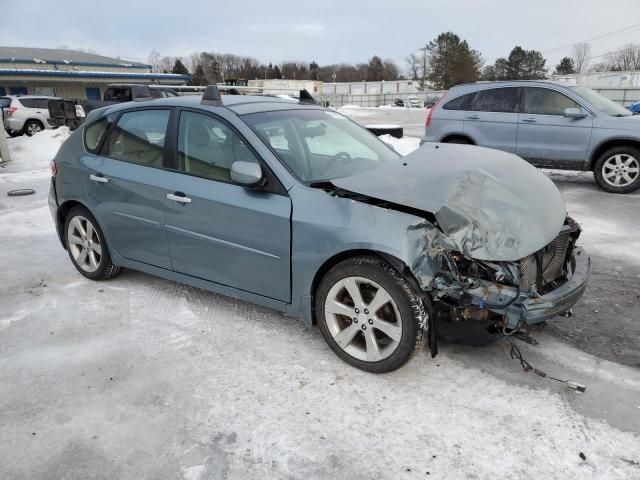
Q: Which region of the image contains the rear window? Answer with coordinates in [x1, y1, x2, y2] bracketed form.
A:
[0, 97, 10, 108]
[104, 88, 131, 102]
[443, 92, 475, 111]
[84, 113, 116, 153]
[471, 87, 520, 113]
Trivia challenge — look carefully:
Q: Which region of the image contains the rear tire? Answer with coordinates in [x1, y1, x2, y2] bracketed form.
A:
[315, 255, 428, 373]
[23, 120, 43, 137]
[593, 146, 640, 193]
[64, 206, 122, 281]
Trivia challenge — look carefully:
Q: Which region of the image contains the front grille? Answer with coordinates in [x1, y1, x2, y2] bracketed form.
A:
[519, 226, 575, 292]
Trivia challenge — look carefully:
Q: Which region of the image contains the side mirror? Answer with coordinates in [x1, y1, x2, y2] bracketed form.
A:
[230, 161, 263, 186]
[564, 107, 588, 119]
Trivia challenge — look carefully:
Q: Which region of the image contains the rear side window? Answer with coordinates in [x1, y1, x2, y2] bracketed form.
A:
[472, 87, 520, 113]
[107, 110, 170, 167]
[177, 111, 260, 182]
[18, 98, 36, 108]
[85, 113, 116, 153]
[443, 92, 475, 111]
[521, 87, 581, 116]
[34, 99, 50, 109]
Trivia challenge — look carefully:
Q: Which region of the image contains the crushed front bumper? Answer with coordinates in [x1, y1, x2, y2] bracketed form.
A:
[442, 247, 591, 329]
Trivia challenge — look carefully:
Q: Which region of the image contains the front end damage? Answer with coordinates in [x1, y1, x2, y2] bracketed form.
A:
[423, 217, 591, 342]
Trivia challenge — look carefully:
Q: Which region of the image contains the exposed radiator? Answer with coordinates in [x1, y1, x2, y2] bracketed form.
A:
[519, 227, 573, 292]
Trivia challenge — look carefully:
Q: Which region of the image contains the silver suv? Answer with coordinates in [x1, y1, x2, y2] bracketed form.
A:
[421, 80, 640, 193]
[3, 95, 60, 137]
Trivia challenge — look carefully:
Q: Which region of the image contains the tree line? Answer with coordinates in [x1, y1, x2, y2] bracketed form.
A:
[148, 50, 399, 85]
[148, 33, 640, 90]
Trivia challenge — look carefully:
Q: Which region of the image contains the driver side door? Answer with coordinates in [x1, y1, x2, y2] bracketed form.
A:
[163, 109, 292, 302]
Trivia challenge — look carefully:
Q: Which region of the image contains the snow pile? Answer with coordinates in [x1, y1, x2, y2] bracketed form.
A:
[3, 127, 71, 174]
[379, 134, 421, 155]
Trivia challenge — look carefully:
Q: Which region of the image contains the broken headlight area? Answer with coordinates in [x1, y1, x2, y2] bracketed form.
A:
[430, 217, 586, 343]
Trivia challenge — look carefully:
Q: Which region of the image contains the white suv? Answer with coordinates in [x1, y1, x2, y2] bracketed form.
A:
[3, 95, 60, 136]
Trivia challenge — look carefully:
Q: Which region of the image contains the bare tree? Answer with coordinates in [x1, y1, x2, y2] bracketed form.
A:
[606, 43, 640, 71]
[148, 51, 162, 72]
[572, 42, 591, 74]
[405, 53, 420, 80]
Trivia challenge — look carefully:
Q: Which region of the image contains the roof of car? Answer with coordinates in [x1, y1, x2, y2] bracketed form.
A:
[100, 94, 322, 116]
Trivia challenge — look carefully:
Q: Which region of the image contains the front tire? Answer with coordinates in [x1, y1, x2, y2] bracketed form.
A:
[315, 255, 428, 373]
[593, 146, 640, 193]
[64, 206, 122, 281]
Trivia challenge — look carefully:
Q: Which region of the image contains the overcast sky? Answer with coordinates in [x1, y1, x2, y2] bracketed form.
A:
[2, 0, 640, 71]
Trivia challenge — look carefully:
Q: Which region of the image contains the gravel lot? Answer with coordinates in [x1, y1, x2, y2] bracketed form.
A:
[1, 121, 639, 479]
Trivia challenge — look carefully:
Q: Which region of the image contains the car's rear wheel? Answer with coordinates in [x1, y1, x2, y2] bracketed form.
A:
[594, 146, 640, 193]
[24, 120, 43, 137]
[64, 206, 122, 281]
[315, 255, 427, 373]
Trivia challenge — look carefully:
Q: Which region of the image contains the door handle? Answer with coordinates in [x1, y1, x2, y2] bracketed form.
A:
[466, 114, 480, 120]
[521, 118, 537, 123]
[89, 173, 109, 183]
[167, 192, 192, 204]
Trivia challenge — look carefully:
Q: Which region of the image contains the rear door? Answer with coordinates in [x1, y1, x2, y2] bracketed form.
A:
[464, 86, 521, 153]
[516, 87, 593, 167]
[163, 109, 292, 302]
[84, 108, 174, 269]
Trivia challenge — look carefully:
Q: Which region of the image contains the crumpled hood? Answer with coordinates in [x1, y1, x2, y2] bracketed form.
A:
[332, 143, 567, 261]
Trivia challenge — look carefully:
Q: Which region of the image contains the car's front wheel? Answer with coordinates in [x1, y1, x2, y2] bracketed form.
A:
[593, 146, 640, 193]
[315, 255, 428, 373]
[64, 206, 122, 281]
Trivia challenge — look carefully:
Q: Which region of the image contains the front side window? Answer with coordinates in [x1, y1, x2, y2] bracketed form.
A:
[244, 109, 399, 182]
[521, 88, 580, 116]
[472, 87, 520, 113]
[177, 111, 260, 182]
[107, 110, 170, 166]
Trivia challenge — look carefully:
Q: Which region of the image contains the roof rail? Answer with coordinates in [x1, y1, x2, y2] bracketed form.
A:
[201, 85, 223, 106]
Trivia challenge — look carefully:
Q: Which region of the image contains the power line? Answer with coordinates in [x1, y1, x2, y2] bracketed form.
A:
[542, 23, 640, 54]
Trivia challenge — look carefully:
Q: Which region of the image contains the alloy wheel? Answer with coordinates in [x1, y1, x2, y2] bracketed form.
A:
[602, 154, 640, 187]
[67, 216, 102, 273]
[324, 276, 402, 362]
[27, 123, 42, 135]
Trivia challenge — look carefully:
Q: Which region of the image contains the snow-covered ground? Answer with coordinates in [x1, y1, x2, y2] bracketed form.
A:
[1, 126, 640, 479]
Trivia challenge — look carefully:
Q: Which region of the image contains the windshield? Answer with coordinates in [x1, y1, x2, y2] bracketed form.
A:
[569, 86, 632, 117]
[244, 109, 400, 182]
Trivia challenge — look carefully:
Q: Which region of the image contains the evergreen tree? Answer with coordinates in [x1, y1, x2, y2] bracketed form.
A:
[554, 57, 576, 75]
[190, 64, 207, 86]
[171, 58, 189, 75]
[426, 32, 482, 89]
[367, 56, 385, 81]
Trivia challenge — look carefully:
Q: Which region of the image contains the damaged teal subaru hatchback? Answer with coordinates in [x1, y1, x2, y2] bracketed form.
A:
[49, 87, 591, 373]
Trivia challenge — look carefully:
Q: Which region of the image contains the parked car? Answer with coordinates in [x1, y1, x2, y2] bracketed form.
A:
[421, 80, 640, 193]
[407, 96, 423, 108]
[48, 87, 590, 373]
[627, 101, 640, 114]
[394, 98, 405, 107]
[3, 95, 60, 136]
[81, 84, 179, 114]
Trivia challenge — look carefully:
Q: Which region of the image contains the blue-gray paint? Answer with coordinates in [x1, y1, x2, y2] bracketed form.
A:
[49, 94, 590, 330]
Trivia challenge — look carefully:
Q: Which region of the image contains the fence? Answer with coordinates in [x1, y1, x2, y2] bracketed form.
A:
[319, 91, 446, 108]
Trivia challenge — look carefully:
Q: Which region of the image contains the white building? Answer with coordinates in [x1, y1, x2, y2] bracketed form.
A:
[552, 70, 640, 88]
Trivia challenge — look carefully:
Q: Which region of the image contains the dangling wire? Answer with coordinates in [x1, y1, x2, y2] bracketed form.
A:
[508, 340, 586, 392]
